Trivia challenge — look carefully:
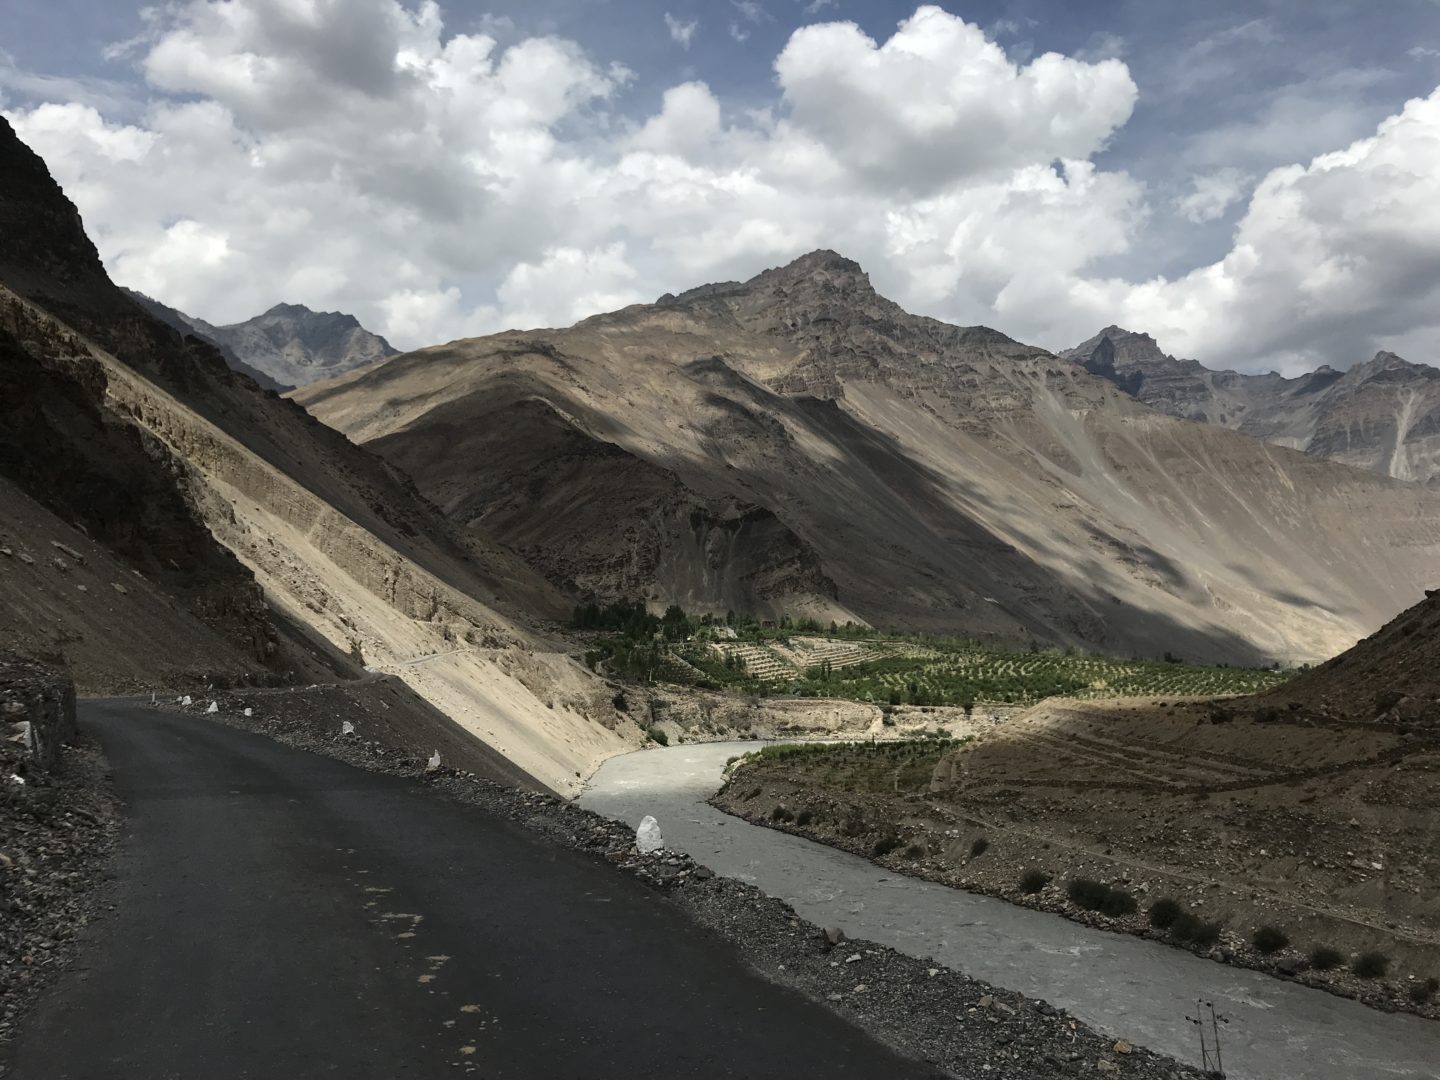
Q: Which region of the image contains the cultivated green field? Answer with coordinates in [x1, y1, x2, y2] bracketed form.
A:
[685, 642, 1291, 707]
[576, 600, 1295, 708]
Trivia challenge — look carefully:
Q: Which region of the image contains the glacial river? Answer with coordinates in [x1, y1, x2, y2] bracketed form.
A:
[579, 741, 1440, 1080]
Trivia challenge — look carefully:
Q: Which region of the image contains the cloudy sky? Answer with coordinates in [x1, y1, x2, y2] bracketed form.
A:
[3, 0, 1440, 373]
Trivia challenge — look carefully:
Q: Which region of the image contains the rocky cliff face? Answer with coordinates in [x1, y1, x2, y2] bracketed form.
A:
[0, 651, 76, 772]
[1302, 352, 1440, 483]
[1064, 327, 1440, 485]
[1, 281, 277, 673]
[299, 251, 1440, 666]
[364, 381, 841, 621]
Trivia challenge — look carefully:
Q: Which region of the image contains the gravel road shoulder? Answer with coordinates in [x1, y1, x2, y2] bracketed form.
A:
[0, 735, 120, 1053]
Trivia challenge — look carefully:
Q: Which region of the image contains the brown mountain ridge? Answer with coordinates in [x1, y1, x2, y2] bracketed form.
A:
[297, 251, 1440, 666]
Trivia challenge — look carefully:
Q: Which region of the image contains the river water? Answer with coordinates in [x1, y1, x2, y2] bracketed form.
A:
[579, 741, 1440, 1080]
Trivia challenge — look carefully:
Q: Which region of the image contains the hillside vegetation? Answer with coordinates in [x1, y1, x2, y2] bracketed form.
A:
[716, 587, 1440, 1018]
[578, 601, 1291, 707]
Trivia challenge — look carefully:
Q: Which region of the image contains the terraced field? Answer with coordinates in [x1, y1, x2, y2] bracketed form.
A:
[769, 638, 889, 671]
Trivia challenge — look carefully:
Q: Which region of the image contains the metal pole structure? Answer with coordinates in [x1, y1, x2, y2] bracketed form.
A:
[1186, 1001, 1211, 1072]
[1208, 1001, 1231, 1078]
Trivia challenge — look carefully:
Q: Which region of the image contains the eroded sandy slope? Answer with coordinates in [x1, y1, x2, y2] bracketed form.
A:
[6, 286, 638, 793]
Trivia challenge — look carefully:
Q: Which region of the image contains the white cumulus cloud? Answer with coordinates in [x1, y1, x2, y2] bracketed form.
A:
[774, 6, 1137, 194]
[664, 13, 699, 49]
[5, 0, 1439, 374]
[497, 243, 644, 330]
[4, 1, 1145, 350]
[1093, 88, 1440, 370]
[1174, 167, 1249, 224]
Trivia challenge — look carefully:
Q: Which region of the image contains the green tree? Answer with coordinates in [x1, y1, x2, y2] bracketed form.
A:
[661, 604, 689, 641]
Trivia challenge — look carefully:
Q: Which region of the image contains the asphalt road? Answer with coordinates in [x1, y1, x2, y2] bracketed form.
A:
[2, 702, 932, 1079]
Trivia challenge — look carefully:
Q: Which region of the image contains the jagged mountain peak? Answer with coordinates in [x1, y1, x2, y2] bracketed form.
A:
[743, 252, 887, 319]
[260, 301, 317, 318]
[122, 296, 398, 387]
[1062, 325, 1440, 483]
[744, 250, 885, 313]
[0, 115, 131, 319]
[656, 250, 1043, 361]
[1063, 325, 1172, 368]
[662, 248, 878, 311]
[123, 287, 292, 393]
[653, 248, 1046, 393]
[755, 248, 869, 285]
[1350, 350, 1439, 380]
[1094, 324, 1152, 342]
[255, 302, 362, 329]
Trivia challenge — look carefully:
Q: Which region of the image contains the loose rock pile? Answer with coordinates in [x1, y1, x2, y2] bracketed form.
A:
[0, 652, 76, 773]
[0, 656, 118, 1059]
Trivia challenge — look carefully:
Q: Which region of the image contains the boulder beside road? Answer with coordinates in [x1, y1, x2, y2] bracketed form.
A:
[1, 651, 76, 775]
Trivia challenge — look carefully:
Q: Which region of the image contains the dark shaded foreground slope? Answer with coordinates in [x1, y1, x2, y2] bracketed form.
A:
[1256, 587, 1440, 725]
[1, 702, 931, 1080]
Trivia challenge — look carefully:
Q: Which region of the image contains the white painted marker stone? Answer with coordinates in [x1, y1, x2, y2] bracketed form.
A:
[636, 815, 664, 854]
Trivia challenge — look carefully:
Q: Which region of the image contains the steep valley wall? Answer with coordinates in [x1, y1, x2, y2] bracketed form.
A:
[7, 288, 640, 794]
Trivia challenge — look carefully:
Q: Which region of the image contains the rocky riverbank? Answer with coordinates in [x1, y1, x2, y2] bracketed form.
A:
[712, 728, 1440, 1023]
